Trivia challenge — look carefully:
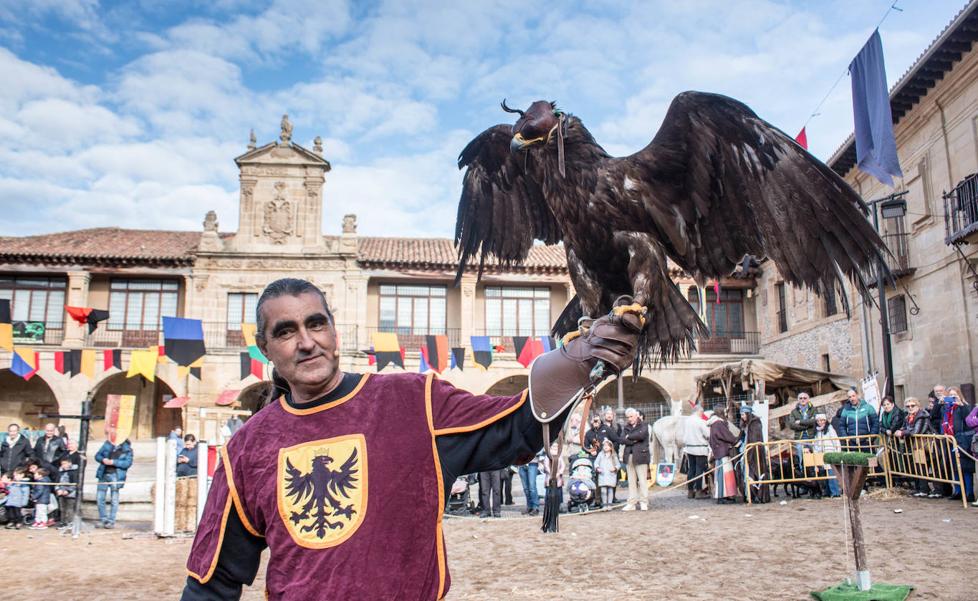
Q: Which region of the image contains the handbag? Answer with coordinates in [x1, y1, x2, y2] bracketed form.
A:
[679, 454, 689, 475]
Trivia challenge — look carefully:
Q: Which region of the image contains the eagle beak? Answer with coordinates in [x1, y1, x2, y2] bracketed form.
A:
[511, 132, 545, 154]
[510, 133, 528, 153]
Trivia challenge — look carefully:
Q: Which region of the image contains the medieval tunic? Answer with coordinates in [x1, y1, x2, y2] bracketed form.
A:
[183, 371, 559, 601]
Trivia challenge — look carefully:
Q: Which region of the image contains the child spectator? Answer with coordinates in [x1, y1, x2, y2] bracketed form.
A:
[5, 468, 30, 529]
[30, 467, 53, 529]
[55, 455, 78, 528]
[594, 439, 620, 507]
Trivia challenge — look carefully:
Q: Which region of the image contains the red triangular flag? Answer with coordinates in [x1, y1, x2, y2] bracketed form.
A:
[53, 351, 65, 374]
[795, 127, 808, 150]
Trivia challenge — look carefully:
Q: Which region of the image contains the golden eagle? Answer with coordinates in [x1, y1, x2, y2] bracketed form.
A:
[284, 448, 359, 538]
[454, 92, 887, 365]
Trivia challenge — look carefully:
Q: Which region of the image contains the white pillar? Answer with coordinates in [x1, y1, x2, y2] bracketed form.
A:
[154, 437, 165, 534]
[164, 438, 177, 536]
[64, 271, 91, 347]
[196, 440, 209, 526]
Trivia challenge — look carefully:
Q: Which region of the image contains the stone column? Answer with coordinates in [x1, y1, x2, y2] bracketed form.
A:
[459, 275, 478, 343]
[63, 271, 91, 347]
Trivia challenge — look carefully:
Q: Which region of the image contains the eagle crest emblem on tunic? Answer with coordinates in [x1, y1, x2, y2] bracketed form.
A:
[276, 434, 367, 548]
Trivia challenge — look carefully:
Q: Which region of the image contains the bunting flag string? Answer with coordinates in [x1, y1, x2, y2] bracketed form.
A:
[103, 349, 122, 372]
[0, 299, 12, 351]
[10, 347, 38, 380]
[372, 332, 404, 371]
[470, 336, 493, 370]
[163, 317, 206, 367]
[65, 306, 110, 334]
[424, 335, 449, 373]
[127, 348, 157, 382]
[239, 352, 263, 380]
[241, 323, 269, 364]
[450, 347, 465, 371]
[513, 336, 545, 368]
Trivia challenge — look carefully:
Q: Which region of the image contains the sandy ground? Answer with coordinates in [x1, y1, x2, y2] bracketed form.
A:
[2, 490, 974, 601]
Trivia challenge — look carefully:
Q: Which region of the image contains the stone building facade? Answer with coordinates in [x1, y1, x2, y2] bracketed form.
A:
[0, 116, 761, 443]
[756, 4, 978, 404]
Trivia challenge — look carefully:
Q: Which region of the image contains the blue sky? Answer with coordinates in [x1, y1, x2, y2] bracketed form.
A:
[0, 0, 968, 239]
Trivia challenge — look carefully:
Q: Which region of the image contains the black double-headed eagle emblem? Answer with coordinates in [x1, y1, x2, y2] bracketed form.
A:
[283, 447, 360, 539]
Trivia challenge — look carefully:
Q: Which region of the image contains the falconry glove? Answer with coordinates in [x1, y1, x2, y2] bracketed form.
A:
[528, 310, 642, 423]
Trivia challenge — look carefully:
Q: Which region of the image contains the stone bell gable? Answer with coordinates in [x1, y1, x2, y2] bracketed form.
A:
[229, 115, 331, 254]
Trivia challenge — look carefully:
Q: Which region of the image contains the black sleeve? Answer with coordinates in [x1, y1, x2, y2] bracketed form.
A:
[180, 509, 266, 601]
[435, 400, 570, 501]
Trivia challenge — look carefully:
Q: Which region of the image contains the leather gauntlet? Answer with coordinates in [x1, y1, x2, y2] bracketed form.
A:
[529, 311, 642, 423]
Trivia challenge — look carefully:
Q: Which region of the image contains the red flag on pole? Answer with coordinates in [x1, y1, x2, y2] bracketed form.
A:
[795, 127, 808, 150]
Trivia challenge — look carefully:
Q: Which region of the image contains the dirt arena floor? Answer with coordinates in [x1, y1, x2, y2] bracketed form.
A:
[3, 490, 974, 600]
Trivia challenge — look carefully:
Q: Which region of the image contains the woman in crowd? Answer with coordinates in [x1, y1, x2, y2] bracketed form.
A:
[812, 413, 840, 497]
[707, 409, 738, 504]
[879, 396, 905, 438]
[941, 387, 974, 502]
[895, 396, 937, 498]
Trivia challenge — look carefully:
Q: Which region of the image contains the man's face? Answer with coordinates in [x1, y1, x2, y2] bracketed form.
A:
[591, 417, 600, 429]
[44, 424, 56, 438]
[7, 425, 18, 439]
[934, 385, 945, 398]
[798, 395, 809, 407]
[257, 292, 339, 393]
[626, 412, 638, 426]
[67, 441, 77, 452]
[847, 390, 859, 405]
[604, 410, 614, 423]
[184, 439, 195, 450]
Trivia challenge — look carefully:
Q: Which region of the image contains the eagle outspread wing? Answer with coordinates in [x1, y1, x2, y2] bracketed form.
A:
[455, 92, 887, 366]
[284, 457, 313, 503]
[327, 447, 359, 500]
[616, 91, 883, 307]
[454, 124, 562, 283]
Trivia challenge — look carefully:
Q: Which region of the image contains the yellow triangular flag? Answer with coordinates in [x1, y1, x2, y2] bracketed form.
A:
[241, 323, 257, 347]
[0, 323, 11, 351]
[127, 349, 157, 382]
[178, 356, 204, 378]
[80, 349, 96, 379]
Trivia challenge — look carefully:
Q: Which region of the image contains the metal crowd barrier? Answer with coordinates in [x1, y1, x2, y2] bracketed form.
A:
[741, 433, 969, 509]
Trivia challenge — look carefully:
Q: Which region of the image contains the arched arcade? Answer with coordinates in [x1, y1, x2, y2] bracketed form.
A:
[0, 369, 60, 430]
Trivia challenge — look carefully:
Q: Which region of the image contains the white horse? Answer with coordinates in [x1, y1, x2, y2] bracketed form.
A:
[651, 399, 691, 465]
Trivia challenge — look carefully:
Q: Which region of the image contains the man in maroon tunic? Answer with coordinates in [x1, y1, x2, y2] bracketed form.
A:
[182, 278, 639, 600]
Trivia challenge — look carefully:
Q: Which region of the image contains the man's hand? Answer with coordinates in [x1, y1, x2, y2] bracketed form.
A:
[103, 458, 113, 466]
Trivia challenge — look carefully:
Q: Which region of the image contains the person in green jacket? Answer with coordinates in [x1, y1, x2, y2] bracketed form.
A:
[787, 393, 817, 469]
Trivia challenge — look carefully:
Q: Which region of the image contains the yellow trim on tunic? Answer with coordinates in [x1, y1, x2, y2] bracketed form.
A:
[186, 495, 233, 584]
[424, 373, 448, 599]
[277, 373, 371, 415]
[222, 447, 263, 538]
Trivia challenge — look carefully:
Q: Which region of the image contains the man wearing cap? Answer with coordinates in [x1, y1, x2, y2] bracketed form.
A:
[787, 393, 817, 470]
[182, 278, 641, 600]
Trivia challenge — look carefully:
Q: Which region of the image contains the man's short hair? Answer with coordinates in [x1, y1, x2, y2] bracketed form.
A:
[7, 423, 18, 430]
[184, 434, 196, 443]
[625, 408, 638, 417]
[255, 278, 334, 343]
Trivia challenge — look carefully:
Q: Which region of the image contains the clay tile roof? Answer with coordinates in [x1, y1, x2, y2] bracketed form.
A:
[0, 227, 204, 266]
[356, 236, 567, 272]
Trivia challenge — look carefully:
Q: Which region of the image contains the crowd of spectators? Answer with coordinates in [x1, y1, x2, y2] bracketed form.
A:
[0, 421, 138, 530]
[468, 381, 977, 516]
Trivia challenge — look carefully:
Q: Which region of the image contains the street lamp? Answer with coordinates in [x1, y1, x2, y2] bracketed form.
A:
[869, 192, 907, 399]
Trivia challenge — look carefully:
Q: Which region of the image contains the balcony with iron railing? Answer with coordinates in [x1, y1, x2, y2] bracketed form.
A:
[80, 322, 361, 352]
[945, 173, 978, 245]
[9, 321, 65, 346]
[882, 230, 913, 277]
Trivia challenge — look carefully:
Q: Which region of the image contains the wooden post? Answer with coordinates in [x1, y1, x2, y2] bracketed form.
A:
[834, 461, 874, 591]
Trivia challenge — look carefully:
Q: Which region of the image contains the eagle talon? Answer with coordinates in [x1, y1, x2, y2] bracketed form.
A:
[611, 303, 648, 327]
[560, 330, 581, 345]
